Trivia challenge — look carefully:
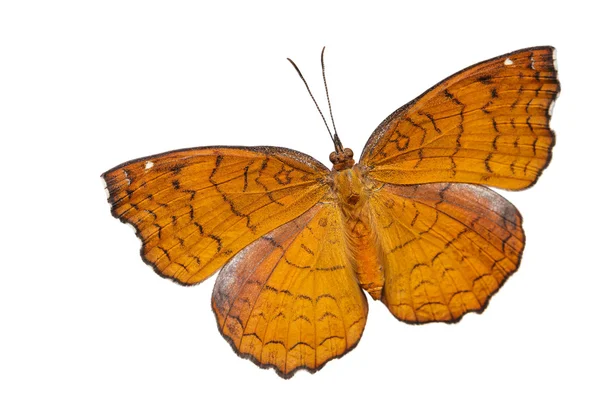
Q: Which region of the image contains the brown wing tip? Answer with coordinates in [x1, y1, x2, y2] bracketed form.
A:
[519, 46, 560, 191]
[101, 167, 200, 287]
[101, 169, 123, 205]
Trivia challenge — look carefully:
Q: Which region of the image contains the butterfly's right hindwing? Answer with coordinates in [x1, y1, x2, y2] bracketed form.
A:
[212, 203, 368, 378]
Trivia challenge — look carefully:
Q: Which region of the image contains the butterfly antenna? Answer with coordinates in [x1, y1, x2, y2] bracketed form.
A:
[287, 57, 342, 154]
[321, 47, 344, 153]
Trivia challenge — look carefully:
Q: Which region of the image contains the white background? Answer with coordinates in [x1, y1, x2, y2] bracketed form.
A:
[1, 1, 598, 399]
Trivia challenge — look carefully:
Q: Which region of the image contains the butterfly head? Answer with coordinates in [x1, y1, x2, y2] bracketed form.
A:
[330, 148, 355, 171]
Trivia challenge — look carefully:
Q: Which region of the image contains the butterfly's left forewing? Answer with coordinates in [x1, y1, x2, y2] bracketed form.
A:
[102, 146, 329, 285]
[361, 47, 559, 190]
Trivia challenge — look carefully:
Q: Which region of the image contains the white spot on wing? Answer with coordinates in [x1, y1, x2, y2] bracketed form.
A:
[504, 58, 513, 66]
[552, 47, 558, 71]
[123, 169, 131, 185]
[530, 56, 536, 70]
[101, 176, 110, 199]
[125, 221, 138, 234]
[145, 161, 154, 170]
[548, 100, 555, 116]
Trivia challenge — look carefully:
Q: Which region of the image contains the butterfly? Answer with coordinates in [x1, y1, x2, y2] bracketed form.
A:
[102, 46, 559, 378]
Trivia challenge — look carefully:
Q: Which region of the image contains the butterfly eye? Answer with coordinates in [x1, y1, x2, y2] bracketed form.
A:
[329, 152, 339, 163]
[343, 148, 354, 158]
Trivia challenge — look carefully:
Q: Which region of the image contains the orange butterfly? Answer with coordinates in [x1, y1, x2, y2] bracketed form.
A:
[102, 46, 559, 378]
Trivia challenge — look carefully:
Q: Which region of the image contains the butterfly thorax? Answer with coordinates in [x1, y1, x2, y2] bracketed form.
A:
[332, 163, 385, 300]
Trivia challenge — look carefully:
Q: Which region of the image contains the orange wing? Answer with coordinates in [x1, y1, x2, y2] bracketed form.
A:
[212, 203, 368, 378]
[360, 46, 559, 190]
[102, 146, 329, 285]
[370, 183, 524, 323]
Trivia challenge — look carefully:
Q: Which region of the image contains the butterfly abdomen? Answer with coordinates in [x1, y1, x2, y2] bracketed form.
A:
[333, 165, 385, 300]
[345, 211, 384, 300]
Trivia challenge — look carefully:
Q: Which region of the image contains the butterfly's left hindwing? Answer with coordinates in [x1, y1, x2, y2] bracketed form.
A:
[212, 203, 368, 378]
[369, 183, 524, 323]
[102, 146, 329, 285]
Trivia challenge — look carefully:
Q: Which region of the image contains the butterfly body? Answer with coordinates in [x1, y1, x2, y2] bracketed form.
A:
[331, 161, 385, 300]
[103, 46, 559, 378]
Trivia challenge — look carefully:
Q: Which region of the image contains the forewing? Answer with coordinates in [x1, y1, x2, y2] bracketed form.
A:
[361, 46, 559, 190]
[212, 204, 368, 378]
[370, 183, 524, 323]
[102, 146, 329, 285]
